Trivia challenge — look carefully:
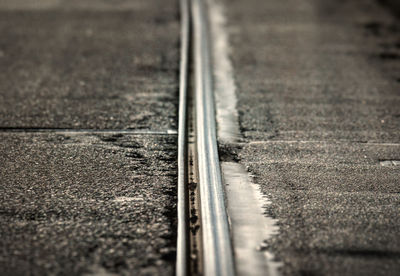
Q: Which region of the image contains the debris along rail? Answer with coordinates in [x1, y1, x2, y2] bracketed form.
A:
[176, 0, 235, 275]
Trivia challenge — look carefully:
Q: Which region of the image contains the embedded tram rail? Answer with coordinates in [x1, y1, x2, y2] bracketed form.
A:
[176, 0, 235, 275]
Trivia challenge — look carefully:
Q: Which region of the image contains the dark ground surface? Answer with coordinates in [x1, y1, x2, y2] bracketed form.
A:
[2, 0, 400, 275]
[222, 0, 400, 275]
[0, 0, 179, 130]
[0, 133, 177, 275]
[379, 0, 400, 17]
[0, 0, 179, 275]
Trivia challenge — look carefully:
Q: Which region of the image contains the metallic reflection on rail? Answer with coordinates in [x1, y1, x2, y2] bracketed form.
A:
[176, 0, 235, 275]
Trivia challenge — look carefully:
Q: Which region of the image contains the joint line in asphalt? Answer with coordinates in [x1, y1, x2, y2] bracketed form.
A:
[0, 128, 178, 135]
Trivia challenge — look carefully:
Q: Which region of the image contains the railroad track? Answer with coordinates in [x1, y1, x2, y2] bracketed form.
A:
[176, 0, 235, 275]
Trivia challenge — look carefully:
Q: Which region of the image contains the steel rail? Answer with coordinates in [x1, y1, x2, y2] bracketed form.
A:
[176, 0, 190, 275]
[177, 0, 235, 275]
[192, 0, 235, 275]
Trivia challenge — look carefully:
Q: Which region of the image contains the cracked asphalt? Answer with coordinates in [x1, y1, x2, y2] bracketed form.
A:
[1, 0, 400, 275]
[222, 0, 400, 275]
[0, 133, 177, 275]
[0, 0, 179, 275]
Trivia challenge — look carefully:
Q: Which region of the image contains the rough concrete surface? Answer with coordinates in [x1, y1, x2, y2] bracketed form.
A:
[221, 0, 400, 275]
[0, 133, 177, 275]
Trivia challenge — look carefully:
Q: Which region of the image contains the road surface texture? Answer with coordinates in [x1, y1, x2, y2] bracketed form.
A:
[221, 0, 400, 275]
[0, 0, 179, 275]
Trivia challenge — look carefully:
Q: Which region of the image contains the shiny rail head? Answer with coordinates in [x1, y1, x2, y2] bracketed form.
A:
[192, 0, 235, 275]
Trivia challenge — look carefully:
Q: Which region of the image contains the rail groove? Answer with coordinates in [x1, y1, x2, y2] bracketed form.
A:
[176, 0, 190, 275]
[176, 0, 235, 275]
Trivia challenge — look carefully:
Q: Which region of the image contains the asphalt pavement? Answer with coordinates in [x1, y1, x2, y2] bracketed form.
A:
[0, 0, 178, 130]
[222, 0, 400, 275]
[1, 0, 400, 275]
[0, 0, 179, 275]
